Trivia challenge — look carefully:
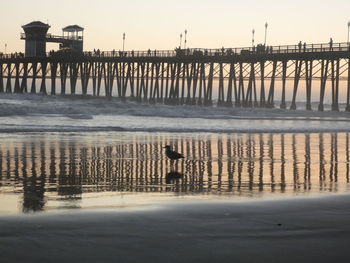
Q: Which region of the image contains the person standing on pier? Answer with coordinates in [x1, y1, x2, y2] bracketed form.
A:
[298, 41, 302, 52]
[329, 38, 333, 51]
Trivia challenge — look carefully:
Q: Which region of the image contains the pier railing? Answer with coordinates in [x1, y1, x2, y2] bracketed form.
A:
[20, 33, 83, 42]
[81, 42, 350, 58]
[1, 42, 350, 59]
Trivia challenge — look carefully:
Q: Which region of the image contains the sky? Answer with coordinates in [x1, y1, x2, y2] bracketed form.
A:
[1, 0, 350, 53]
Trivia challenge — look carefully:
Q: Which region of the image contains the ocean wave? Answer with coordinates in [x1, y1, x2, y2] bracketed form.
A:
[1, 124, 350, 134]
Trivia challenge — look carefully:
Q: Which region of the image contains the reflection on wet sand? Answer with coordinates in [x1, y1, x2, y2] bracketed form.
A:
[0, 133, 349, 213]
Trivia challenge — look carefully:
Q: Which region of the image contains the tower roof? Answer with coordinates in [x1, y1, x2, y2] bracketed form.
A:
[22, 21, 50, 29]
[62, 25, 84, 32]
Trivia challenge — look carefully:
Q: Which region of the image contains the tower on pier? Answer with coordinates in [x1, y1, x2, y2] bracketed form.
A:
[21, 21, 50, 57]
[61, 25, 84, 52]
[21, 21, 84, 57]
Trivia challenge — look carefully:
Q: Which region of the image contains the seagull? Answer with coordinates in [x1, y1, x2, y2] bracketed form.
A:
[163, 145, 184, 162]
[166, 171, 184, 184]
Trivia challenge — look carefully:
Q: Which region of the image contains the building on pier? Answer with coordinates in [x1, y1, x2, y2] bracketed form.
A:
[21, 21, 51, 57]
[21, 21, 84, 57]
[61, 25, 84, 52]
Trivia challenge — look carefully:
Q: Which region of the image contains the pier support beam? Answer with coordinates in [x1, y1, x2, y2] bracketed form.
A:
[346, 59, 350, 112]
[237, 63, 244, 107]
[14, 63, 21, 93]
[290, 60, 303, 110]
[217, 63, 225, 106]
[60, 63, 68, 95]
[267, 61, 277, 108]
[318, 60, 329, 112]
[81, 62, 91, 95]
[69, 63, 78, 95]
[305, 60, 313, 111]
[30, 63, 38, 94]
[259, 62, 266, 107]
[0, 63, 3, 93]
[21, 63, 28, 93]
[280, 61, 287, 109]
[50, 63, 57, 95]
[6, 63, 12, 93]
[225, 63, 235, 107]
[191, 63, 199, 105]
[185, 63, 193, 105]
[91, 63, 97, 96]
[245, 63, 255, 107]
[40, 62, 47, 94]
[331, 59, 340, 111]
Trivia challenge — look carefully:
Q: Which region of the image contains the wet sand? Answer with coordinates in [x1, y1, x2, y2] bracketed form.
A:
[0, 194, 349, 263]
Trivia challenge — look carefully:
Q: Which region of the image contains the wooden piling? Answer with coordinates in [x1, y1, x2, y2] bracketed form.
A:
[14, 62, 21, 93]
[318, 60, 329, 111]
[40, 62, 47, 94]
[30, 63, 37, 94]
[280, 61, 287, 109]
[346, 59, 350, 112]
[331, 59, 340, 111]
[0, 63, 4, 93]
[267, 61, 277, 108]
[305, 60, 313, 111]
[50, 62, 57, 95]
[259, 61, 266, 107]
[290, 60, 303, 110]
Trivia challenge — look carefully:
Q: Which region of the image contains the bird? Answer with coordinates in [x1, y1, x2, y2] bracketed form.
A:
[163, 145, 184, 162]
[166, 171, 184, 184]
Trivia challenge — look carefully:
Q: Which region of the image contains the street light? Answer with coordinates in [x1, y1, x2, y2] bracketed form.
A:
[5, 43, 7, 54]
[184, 29, 188, 49]
[122, 33, 126, 52]
[180, 33, 183, 49]
[347, 21, 350, 43]
[264, 22, 268, 46]
[252, 29, 255, 47]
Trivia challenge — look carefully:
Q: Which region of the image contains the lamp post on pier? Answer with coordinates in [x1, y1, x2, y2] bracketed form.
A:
[264, 22, 268, 46]
[347, 21, 350, 43]
[122, 33, 126, 53]
[184, 29, 188, 49]
[5, 43, 7, 54]
[252, 29, 255, 47]
[180, 33, 183, 49]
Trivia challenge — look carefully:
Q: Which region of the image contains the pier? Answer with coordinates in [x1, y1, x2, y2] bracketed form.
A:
[1, 41, 350, 111]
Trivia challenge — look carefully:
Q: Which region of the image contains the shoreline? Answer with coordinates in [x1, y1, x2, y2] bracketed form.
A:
[1, 193, 349, 262]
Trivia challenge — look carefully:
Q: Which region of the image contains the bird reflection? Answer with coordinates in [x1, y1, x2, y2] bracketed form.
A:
[166, 171, 184, 184]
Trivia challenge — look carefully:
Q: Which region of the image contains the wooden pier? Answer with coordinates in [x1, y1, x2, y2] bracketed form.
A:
[1, 42, 350, 111]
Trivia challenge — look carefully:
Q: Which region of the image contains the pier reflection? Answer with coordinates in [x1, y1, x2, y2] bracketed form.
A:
[0, 133, 349, 213]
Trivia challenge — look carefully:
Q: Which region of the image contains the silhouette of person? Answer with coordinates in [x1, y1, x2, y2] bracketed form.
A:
[303, 42, 306, 52]
[298, 41, 302, 52]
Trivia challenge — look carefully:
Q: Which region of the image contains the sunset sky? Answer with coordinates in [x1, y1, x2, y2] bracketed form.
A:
[1, 0, 350, 53]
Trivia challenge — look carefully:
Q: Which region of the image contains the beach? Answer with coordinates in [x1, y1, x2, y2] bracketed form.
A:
[0, 94, 350, 262]
[0, 194, 349, 263]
